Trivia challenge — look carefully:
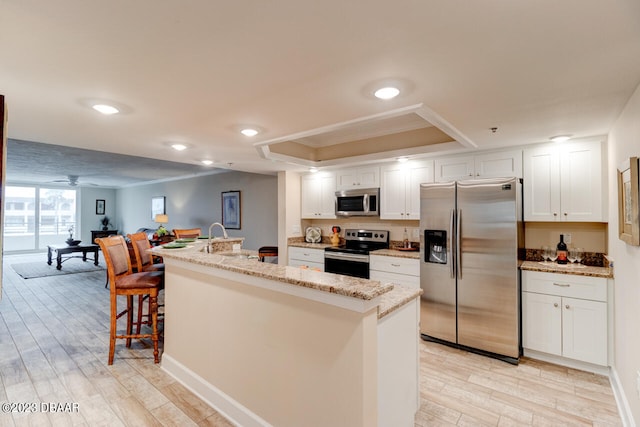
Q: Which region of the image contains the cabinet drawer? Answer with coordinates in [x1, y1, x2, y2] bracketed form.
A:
[289, 259, 324, 271]
[370, 270, 420, 288]
[288, 247, 325, 264]
[522, 270, 607, 302]
[370, 255, 419, 276]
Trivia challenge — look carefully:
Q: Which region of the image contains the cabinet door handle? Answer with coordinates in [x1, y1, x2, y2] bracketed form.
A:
[554, 303, 559, 308]
[553, 282, 570, 287]
[553, 212, 558, 216]
[391, 263, 400, 267]
[565, 304, 570, 309]
[564, 212, 568, 216]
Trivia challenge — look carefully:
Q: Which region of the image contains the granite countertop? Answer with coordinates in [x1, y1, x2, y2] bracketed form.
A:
[288, 241, 333, 249]
[371, 248, 420, 259]
[377, 285, 422, 319]
[520, 260, 613, 279]
[153, 241, 392, 301]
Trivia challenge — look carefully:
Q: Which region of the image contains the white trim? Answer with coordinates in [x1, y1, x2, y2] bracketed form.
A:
[610, 366, 636, 427]
[523, 349, 609, 375]
[165, 258, 381, 313]
[161, 354, 272, 427]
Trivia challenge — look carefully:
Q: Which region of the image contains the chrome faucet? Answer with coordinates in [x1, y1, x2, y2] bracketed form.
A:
[207, 222, 228, 253]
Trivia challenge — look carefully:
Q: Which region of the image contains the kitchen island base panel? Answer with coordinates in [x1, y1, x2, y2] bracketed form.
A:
[162, 261, 380, 427]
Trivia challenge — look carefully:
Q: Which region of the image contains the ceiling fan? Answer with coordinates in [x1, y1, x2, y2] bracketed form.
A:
[52, 175, 98, 187]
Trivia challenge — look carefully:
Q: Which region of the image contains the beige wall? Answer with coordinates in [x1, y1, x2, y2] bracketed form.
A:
[608, 81, 640, 424]
[163, 263, 378, 427]
[524, 222, 608, 253]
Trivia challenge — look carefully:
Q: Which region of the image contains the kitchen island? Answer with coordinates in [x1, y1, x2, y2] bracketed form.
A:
[153, 241, 421, 427]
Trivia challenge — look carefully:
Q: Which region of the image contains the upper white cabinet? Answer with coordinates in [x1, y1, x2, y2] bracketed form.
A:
[336, 166, 380, 190]
[523, 140, 604, 222]
[434, 150, 522, 182]
[380, 160, 434, 220]
[301, 173, 336, 219]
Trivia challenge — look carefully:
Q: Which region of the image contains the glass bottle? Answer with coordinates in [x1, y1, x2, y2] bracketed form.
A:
[556, 234, 568, 264]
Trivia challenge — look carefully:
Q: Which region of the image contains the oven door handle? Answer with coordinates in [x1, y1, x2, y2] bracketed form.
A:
[324, 252, 369, 263]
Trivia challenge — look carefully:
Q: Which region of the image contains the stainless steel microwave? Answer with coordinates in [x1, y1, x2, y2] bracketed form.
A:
[335, 188, 379, 217]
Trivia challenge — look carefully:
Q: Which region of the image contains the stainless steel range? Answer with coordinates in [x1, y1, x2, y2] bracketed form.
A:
[324, 229, 389, 279]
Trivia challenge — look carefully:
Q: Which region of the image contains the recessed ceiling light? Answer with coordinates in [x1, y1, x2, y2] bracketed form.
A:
[241, 128, 259, 137]
[397, 157, 409, 163]
[171, 143, 188, 151]
[374, 87, 400, 100]
[550, 135, 572, 143]
[309, 167, 318, 173]
[92, 104, 119, 115]
[201, 159, 214, 166]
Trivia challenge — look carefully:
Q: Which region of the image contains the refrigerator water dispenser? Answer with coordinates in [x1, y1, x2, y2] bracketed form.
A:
[424, 230, 447, 264]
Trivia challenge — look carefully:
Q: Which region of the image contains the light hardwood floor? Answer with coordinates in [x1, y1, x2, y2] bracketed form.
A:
[0, 254, 622, 426]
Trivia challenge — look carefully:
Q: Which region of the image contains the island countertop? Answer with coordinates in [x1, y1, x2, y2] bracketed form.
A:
[153, 242, 393, 301]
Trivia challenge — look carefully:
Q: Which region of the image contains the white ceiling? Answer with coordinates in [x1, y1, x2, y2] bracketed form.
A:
[2, 0, 640, 183]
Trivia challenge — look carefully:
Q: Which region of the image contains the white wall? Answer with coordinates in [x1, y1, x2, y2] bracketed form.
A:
[608, 81, 640, 425]
[78, 186, 117, 243]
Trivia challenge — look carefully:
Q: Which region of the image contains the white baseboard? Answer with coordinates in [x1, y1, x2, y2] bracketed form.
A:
[610, 366, 636, 427]
[161, 353, 272, 427]
[523, 349, 609, 375]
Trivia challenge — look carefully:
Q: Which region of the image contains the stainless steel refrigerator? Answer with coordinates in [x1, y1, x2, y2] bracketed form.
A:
[419, 177, 523, 363]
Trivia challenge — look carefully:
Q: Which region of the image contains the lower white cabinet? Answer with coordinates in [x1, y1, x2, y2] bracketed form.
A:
[370, 254, 420, 288]
[522, 270, 607, 366]
[288, 247, 324, 271]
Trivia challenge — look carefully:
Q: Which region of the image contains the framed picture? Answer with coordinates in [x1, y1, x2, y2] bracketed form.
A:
[617, 157, 639, 245]
[151, 196, 166, 221]
[222, 191, 241, 229]
[96, 199, 105, 215]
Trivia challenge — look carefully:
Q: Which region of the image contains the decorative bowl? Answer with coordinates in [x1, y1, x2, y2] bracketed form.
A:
[66, 239, 81, 246]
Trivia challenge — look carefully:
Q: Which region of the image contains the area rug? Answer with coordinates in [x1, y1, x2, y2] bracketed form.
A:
[11, 261, 105, 279]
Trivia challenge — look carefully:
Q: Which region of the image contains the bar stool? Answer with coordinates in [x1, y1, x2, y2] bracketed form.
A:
[96, 235, 163, 365]
[128, 232, 165, 335]
[258, 246, 278, 262]
[173, 228, 201, 239]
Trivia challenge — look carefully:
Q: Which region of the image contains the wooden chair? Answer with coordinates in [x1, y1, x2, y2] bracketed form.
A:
[258, 246, 278, 262]
[173, 228, 201, 239]
[127, 231, 165, 335]
[96, 235, 163, 365]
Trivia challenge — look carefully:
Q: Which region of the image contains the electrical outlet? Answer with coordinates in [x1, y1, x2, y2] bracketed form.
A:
[563, 233, 572, 244]
[292, 224, 301, 234]
[413, 228, 420, 238]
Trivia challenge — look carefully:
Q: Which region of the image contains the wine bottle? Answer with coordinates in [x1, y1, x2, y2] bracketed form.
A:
[556, 234, 568, 264]
[403, 228, 410, 249]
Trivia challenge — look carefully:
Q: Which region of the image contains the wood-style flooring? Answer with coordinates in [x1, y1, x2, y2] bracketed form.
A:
[0, 253, 622, 426]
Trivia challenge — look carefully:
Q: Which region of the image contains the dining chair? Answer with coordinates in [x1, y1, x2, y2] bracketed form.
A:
[172, 228, 202, 239]
[96, 235, 163, 365]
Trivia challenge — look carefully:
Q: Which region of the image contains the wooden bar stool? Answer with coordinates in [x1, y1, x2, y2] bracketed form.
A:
[258, 246, 278, 262]
[96, 235, 163, 365]
[128, 232, 165, 335]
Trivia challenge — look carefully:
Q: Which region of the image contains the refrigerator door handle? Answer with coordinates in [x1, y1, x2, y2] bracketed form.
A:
[456, 209, 462, 279]
[449, 209, 455, 279]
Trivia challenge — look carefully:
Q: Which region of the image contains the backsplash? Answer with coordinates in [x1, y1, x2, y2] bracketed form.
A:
[524, 248, 606, 267]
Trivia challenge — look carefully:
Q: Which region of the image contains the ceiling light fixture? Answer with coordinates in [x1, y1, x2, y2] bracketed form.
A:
[397, 157, 409, 163]
[374, 87, 400, 100]
[241, 128, 259, 137]
[550, 135, 572, 143]
[309, 167, 319, 173]
[201, 159, 214, 166]
[171, 143, 188, 151]
[92, 104, 119, 115]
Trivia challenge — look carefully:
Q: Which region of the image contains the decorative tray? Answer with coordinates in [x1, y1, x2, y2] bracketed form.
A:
[397, 247, 419, 252]
[162, 243, 188, 249]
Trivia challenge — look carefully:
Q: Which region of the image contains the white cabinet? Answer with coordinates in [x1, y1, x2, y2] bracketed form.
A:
[522, 270, 607, 366]
[370, 254, 420, 288]
[380, 160, 434, 220]
[336, 166, 379, 190]
[523, 140, 604, 222]
[288, 247, 324, 271]
[434, 149, 522, 182]
[301, 173, 336, 219]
